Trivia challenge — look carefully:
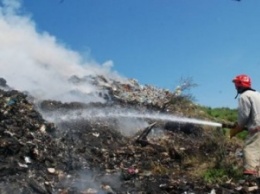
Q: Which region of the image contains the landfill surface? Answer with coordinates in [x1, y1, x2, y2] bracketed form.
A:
[0, 76, 256, 194]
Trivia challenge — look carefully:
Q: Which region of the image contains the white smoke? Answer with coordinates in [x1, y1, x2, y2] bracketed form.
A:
[0, 0, 125, 103]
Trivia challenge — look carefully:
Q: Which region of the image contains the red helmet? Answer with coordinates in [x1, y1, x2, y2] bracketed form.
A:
[232, 74, 251, 88]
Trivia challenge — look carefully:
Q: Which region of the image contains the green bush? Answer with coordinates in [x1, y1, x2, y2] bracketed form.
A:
[200, 106, 237, 123]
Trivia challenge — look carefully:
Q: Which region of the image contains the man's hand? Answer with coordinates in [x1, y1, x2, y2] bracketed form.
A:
[230, 122, 243, 138]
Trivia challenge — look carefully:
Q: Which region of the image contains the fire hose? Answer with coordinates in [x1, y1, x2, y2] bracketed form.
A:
[221, 122, 237, 129]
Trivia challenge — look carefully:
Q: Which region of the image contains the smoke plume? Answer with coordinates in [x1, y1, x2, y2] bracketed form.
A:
[0, 0, 125, 103]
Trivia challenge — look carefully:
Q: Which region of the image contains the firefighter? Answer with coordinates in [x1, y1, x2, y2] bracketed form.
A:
[231, 74, 260, 176]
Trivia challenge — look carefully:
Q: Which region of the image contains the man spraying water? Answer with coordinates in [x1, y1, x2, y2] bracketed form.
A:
[230, 74, 260, 181]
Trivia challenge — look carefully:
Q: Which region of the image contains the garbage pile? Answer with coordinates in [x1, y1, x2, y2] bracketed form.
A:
[68, 75, 173, 110]
[0, 77, 253, 194]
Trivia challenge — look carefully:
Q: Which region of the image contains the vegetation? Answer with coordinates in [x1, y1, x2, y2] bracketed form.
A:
[201, 107, 237, 122]
[203, 166, 242, 184]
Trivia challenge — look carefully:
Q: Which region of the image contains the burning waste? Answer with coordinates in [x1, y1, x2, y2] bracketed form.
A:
[0, 77, 251, 194]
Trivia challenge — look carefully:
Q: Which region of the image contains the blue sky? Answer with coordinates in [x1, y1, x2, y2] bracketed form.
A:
[4, 0, 260, 108]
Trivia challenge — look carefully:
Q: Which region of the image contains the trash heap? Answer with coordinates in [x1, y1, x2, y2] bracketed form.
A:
[0, 77, 252, 194]
[68, 75, 173, 110]
[110, 79, 171, 109]
[69, 75, 202, 117]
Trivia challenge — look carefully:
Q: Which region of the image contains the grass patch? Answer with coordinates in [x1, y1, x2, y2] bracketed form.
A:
[203, 165, 243, 184]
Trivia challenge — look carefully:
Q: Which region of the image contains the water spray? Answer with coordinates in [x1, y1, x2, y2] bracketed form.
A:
[94, 112, 222, 127]
[43, 108, 222, 128]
